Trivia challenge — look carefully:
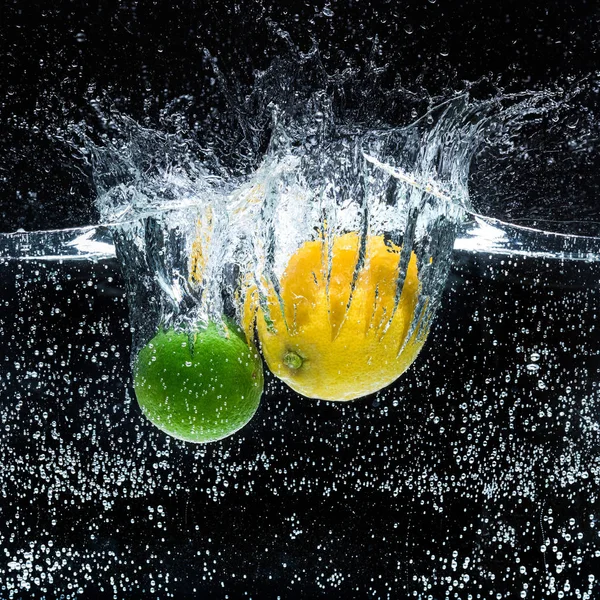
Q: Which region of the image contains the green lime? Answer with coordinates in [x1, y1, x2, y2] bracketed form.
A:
[133, 317, 264, 443]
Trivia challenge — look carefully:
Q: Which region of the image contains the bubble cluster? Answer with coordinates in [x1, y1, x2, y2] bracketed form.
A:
[0, 232, 598, 597]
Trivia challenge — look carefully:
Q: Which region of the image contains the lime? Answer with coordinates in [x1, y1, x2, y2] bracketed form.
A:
[133, 317, 264, 443]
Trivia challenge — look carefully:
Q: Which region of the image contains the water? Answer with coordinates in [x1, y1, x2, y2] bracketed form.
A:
[1, 54, 600, 599]
[1, 220, 599, 598]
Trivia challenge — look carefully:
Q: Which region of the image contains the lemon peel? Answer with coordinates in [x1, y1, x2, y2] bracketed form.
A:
[244, 232, 427, 401]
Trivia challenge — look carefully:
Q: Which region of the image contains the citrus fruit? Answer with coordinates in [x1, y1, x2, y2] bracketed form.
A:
[133, 317, 264, 443]
[244, 232, 427, 401]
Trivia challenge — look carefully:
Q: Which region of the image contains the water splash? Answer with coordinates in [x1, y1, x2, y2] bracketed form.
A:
[67, 54, 597, 362]
[1, 58, 598, 359]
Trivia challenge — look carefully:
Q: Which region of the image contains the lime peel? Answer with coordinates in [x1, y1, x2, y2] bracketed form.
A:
[134, 317, 263, 443]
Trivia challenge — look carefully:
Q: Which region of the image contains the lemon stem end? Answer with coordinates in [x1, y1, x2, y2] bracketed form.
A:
[283, 351, 303, 370]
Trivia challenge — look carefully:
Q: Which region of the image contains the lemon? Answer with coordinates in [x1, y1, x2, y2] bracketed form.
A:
[244, 232, 426, 401]
[133, 317, 263, 442]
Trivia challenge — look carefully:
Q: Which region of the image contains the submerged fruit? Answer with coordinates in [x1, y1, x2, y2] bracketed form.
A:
[244, 232, 427, 401]
[133, 318, 263, 443]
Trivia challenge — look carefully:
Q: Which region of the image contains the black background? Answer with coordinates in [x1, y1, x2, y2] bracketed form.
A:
[1, 0, 599, 232]
[1, 248, 599, 598]
[1, 2, 600, 598]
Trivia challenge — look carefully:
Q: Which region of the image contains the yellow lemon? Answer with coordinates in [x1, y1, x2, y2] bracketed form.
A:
[244, 232, 428, 401]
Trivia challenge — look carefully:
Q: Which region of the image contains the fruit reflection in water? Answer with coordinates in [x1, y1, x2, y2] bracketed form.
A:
[244, 232, 427, 401]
